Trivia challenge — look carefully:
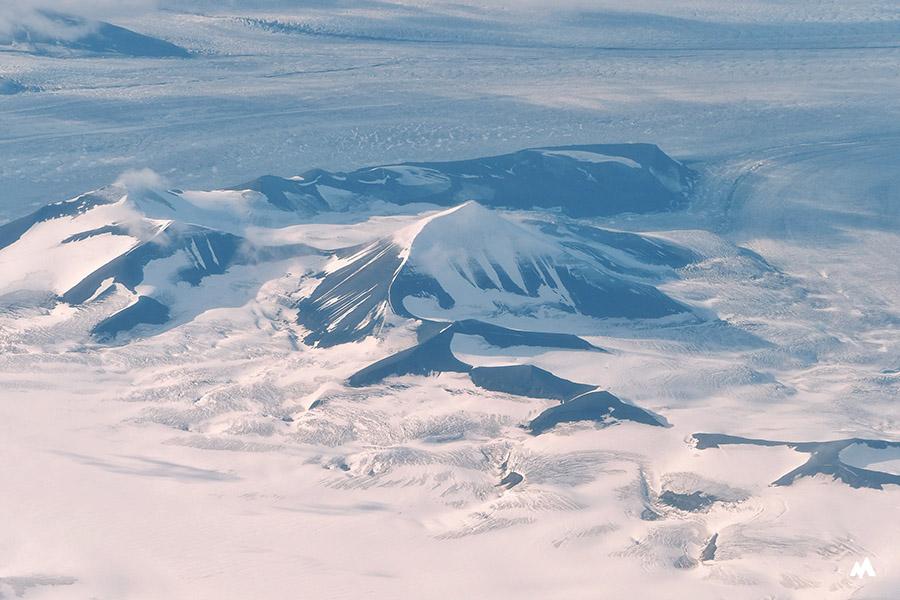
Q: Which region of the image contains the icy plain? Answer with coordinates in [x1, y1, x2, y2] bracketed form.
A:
[1, 1, 899, 599]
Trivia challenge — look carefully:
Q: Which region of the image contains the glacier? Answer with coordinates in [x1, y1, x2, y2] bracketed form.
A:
[0, 2, 898, 599]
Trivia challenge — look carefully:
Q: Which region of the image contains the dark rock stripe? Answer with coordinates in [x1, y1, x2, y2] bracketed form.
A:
[692, 434, 900, 489]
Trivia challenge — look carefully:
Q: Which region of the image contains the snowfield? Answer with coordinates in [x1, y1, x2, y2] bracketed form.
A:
[1, 2, 898, 599]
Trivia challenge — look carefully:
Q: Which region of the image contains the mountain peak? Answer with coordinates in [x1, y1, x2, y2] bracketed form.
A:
[393, 200, 546, 255]
[298, 203, 691, 347]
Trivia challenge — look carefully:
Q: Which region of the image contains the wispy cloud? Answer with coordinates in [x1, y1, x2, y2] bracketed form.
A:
[115, 168, 170, 193]
[0, 0, 158, 41]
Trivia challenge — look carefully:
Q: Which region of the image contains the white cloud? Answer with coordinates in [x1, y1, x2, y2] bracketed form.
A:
[115, 168, 170, 194]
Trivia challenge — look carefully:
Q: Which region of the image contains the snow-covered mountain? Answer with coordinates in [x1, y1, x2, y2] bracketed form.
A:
[1, 136, 896, 599]
[0, 143, 684, 347]
[0, 158, 708, 445]
[0, 183, 319, 341]
[0, 174, 700, 345]
[239, 143, 694, 218]
[0, 11, 191, 58]
[297, 201, 694, 347]
[2, 2, 899, 598]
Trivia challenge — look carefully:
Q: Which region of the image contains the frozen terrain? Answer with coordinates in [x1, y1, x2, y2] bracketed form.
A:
[1, 2, 898, 599]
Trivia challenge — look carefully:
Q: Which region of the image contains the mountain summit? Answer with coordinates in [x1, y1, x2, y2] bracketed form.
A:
[297, 201, 691, 347]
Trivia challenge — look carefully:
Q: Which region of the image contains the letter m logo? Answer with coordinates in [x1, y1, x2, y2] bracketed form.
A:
[850, 557, 876, 579]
